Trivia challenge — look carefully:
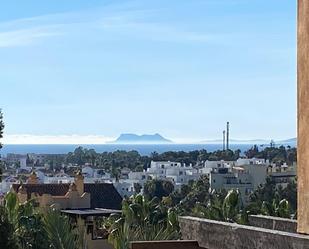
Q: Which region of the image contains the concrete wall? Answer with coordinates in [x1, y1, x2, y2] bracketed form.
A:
[130, 241, 202, 249]
[179, 216, 309, 249]
[298, 0, 309, 234]
[248, 215, 297, 233]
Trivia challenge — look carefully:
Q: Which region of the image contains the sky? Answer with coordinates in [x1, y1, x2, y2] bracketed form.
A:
[0, 0, 296, 144]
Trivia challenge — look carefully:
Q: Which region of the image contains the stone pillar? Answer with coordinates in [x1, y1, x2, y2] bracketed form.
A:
[75, 171, 84, 196]
[298, 0, 309, 234]
[27, 171, 39, 184]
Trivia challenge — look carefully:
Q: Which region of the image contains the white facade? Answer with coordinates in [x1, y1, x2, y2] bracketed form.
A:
[210, 167, 254, 204]
[120, 161, 202, 193]
[20, 157, 27, 169]
[146, 161, 200, 185]
[0, 176, 19, 194]
[236, 158, 270, 166]
[200, 160, 235, 174]
[44, 173, 74, 184]
[114, 181, 136, 197]
[82, 166, 111, 179]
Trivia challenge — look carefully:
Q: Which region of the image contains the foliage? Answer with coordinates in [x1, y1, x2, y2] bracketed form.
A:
[191, 189, 243, 223]
[64, 148, 149, 171]
[2, 192, 80, 249]
[245, 145, 297, 165]
[248, 177, 296, 216]
[172, 175, 210, 214]
[3, 192, 49, 249]
[104, 194, 180, 249]
[43, 209, 78, 249]
[39, 145, 298, 179]
[133, 182, 142, 194]
[144, 179, 174, 200]
[169, 174, 296, 224]
[0, 206, 19, 249]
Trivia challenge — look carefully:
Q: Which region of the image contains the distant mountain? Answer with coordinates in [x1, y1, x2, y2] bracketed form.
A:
[110, 133, 173, 144]
[277, 138, 297, 146]
[201, 138, 269, 144]
[201, 137, 297, 146]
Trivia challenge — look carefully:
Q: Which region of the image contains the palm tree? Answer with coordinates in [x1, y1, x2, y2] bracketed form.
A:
[4, 192, 49, 249]
[43, 209, 78, 249]
[105, 194, 180, 249]
[222, 189, 241, 222]
[260, 199, 291, 218]
[3, 192, 81, 249]
[192, 189, 242, 223]
[0, 206, 19, 249]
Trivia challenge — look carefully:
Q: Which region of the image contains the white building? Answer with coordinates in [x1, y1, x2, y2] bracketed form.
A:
[268, 162, 297, 188]
[146, 161, 200, 187]
[113, 181, 136, 197]
[82, 166, 111, 179]
[117, 161, 202, 194]
[0, 176, 19, 194]
[200, 160, 235, 175]
[44, 173, 73, 184]
[210, 167, 254, 204]
[236, 158, 270, 166]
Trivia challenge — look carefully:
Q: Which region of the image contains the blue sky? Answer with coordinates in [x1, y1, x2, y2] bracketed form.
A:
[0, 0, 296, 144]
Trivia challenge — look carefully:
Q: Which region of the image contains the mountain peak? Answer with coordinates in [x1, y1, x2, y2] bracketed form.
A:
[111, 133, 172, 144]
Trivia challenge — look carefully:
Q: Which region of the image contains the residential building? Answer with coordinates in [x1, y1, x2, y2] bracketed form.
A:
[210, 166, 254, 204]
[11, 171, 122, 210]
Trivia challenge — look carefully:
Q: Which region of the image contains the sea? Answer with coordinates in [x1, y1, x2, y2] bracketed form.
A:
[0, 144, 260, 156]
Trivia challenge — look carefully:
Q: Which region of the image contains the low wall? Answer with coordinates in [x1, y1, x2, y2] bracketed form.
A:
[130, 240, 202, 249]
[248, 215, 297, 233]
[179, 216, 309, 249]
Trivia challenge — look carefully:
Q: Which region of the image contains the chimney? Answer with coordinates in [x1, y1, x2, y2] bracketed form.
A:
[74, 171, 84, 196]
[27, 171, 39, 184]
[223, 130, 226, 151]
[226, 122, 230, 150]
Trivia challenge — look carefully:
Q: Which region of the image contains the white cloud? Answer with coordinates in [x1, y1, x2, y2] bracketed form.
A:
[3, 134, 113, 144]
[0, 2, 215, 48]
[0, 27, 61, 48]
[99, 18, 214, 43]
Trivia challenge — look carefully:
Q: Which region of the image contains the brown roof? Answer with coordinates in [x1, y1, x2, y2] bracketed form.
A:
[12, 183, 122, 210]
[12, 183, 70, 199]
[84, 183, 122, 210]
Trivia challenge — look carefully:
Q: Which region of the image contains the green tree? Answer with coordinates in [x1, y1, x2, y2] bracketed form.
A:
[133, 183, 142, 194]
[144, 179, 174, 200]
[43, 209, 78, 249]
[174, 175, 210, 214]
[4, 192, 49, 249]
[105, 195, 179, 249]
[191, 189, 244, 223]
[247, 178, 296, 218]
[0, 206, 18, 249]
